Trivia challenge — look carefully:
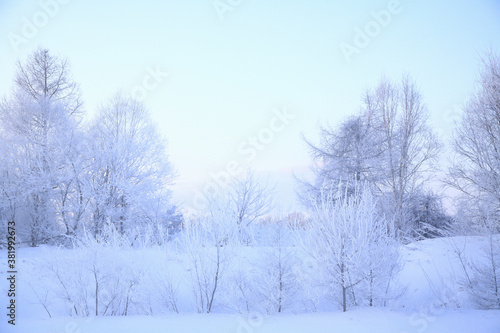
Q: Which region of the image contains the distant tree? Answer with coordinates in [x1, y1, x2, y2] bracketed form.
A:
[299, 114, 380, 205]
[230, 170, 274, 241]
[284, 211, 311, 230]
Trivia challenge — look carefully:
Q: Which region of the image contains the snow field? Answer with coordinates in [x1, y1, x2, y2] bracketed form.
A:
[0, 235, 499, 332]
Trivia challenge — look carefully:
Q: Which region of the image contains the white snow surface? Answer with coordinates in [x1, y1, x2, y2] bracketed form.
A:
[6, 309, 500, 333]
[1, 235, 499, 333]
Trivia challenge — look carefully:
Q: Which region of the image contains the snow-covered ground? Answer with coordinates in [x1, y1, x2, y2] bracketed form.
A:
[1, 235, 500, 332]
[7, 309, 500, 333]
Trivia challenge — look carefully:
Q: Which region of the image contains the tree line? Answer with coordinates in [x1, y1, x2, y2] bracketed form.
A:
[1, 48, 498, 313]
[1, 48, 499, 246]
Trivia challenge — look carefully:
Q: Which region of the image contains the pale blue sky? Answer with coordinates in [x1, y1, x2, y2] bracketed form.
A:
[1, 0, 499, 212]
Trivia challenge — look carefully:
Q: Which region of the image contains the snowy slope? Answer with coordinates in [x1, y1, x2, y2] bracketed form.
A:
[399, 236, 496, 310]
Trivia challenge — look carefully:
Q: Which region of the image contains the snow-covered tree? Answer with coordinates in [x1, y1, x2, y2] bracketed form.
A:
[40, 225, 145, 316]
[450, 228, 500, 310]
[303, 182, 402, 311]
[256, 218, 297, 314]
[183, 190, 237, 313]
[0, 48, 83, 246]
[448, 52, 500, 232]
[447, 52, 500, 309]
[302, 75, 440, 239]
[406, 191, 451, 238]
[363, 75, 440, 238]
[300, 114, 380, 205]
[86, 93, 177, 239]
[0, 134, 20, 248]
[230, 170, 274, 242]
[470, 232, 500, 309]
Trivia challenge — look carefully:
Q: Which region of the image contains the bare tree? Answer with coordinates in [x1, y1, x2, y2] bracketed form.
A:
[367, 75, 441, 238]
[14, 48, 81, 112]
[230, 170, 274, 241]
[448, 52, 500, 232]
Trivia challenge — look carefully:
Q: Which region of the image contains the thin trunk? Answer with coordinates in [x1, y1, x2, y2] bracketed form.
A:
[369, 269, 373, 307]
[341, 243, 347, 312]
[94, 266, 99, 316]
[278, 245, 283, 313]
[489, 236, 499, 305]
[207, 245, 220, 313]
